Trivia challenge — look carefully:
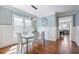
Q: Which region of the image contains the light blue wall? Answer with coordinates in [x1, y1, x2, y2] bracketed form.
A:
[0, 7, 12, 25]
[37, 15, 55, 27]
[37, 15, 56, 41]
[0, 6, 56, 27]
[0, 7, 29, 25]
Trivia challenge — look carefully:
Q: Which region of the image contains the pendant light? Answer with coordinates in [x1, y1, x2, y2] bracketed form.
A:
[31, 5, 38, 32]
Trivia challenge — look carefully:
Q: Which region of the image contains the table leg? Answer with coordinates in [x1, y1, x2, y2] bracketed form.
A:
[21, 44, 22, 54]
[26, 39, 28, 54]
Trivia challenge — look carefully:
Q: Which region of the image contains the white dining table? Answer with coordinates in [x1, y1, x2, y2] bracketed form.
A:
[22, 34, 34, 53]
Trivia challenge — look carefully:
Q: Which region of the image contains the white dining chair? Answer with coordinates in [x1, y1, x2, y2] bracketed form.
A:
[22, 32, 33, 53]
[17, 32, 34, 54]
[41, 31, 45, 45]
[22, 31, 28, 35]
[16, 33, 23, 54]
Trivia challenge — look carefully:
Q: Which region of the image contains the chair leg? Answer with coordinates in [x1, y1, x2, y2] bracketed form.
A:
[17, 44, 23, 54]
[21, 44, 23, 54]
[26, 39, 28, 54]
[17, 44, 19, 53]
[43, 39, 45, 46]
[30, 42, 33, 53]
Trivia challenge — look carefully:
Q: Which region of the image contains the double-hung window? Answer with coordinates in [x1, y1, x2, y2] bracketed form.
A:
[12, 15, 32, 37]
[13, 15, 24, 37]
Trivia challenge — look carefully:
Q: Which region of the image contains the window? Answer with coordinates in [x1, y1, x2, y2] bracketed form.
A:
[13, 15, 24, 37]
[12, 15, 33, 37]
[25, 18, 32, 34]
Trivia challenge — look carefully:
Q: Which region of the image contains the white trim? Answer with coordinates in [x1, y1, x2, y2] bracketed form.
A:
[73, 26, 79, 47]
[57, 16, 73, 41]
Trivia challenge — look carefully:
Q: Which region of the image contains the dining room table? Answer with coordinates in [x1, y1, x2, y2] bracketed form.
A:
[22, 34, 34, 53]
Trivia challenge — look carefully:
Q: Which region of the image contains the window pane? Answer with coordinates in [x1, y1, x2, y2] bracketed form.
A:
[13, 15, 24, 36]
[25, 18, 32, 34]
[14, 17, 24, 26]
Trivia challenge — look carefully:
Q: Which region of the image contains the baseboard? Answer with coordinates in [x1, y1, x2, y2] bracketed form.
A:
[76, 42, 79, 47]
[73, 41, 79, 47]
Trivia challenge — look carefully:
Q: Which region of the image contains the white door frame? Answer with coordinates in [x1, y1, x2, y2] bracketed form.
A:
[56, 16, 73, 41]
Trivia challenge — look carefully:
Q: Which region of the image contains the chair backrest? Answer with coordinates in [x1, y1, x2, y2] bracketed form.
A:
[41, 32, 45, 40]
[41, 31, 45, 45]
[16, 33, 22, 44]
[22, 31, 28, 35]
[34, 32, 39, 40]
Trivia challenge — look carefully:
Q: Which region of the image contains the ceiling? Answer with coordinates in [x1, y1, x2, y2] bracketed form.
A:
[11, 5, 79, 17]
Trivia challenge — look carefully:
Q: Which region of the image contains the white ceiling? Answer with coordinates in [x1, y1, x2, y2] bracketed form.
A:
[11, 5, 79, 17]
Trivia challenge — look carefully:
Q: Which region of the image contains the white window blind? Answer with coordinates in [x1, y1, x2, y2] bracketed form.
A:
[25, 18, 32, 34]
[13, 15, 33, 37]
[13, 15, 24, 37]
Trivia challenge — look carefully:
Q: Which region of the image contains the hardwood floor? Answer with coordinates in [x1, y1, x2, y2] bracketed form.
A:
[30, 38, 79, 54]
[0, 36, 79, 54]
[0, 44, 17, 54]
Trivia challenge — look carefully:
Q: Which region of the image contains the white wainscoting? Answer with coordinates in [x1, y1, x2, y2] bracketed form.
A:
[73, 26, 79, 47]
[38, 27, 57, 41]
[0, 25, 16, 48]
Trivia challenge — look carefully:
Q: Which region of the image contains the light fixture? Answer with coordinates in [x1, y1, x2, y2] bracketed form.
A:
[31, 5, 37, 10]
[31, 5, 38, 32]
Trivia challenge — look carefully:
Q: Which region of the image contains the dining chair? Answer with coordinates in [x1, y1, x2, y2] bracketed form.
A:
[22, 32, 33, 53]
[16, 33, 23, 54]
[22, 31, 28, 35]
[41, 31, 45, 45]
[17, 32, 32, 54]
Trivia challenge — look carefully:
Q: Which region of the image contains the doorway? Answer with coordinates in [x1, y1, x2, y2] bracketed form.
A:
[57, 16, 73, 42]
